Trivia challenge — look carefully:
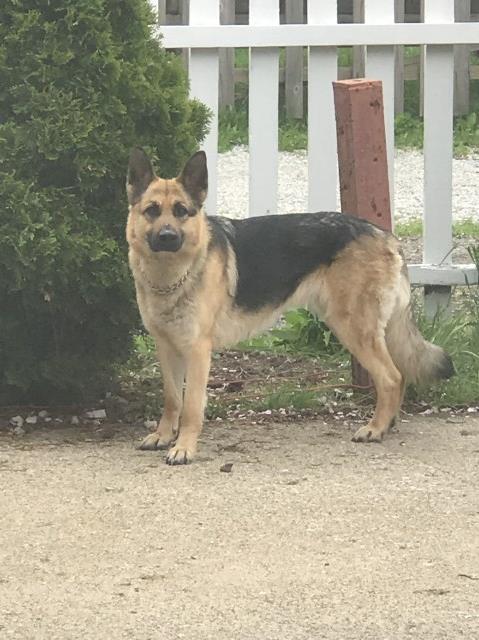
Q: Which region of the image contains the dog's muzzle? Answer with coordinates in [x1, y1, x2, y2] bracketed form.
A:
[147, 226, 184, 253]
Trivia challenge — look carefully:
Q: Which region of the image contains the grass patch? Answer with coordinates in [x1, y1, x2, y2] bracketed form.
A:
[219, 104, 479, 155]
[393, 218, 479, 239]
[394, 218, 423, 238]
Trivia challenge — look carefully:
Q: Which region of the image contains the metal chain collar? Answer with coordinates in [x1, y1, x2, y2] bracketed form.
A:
[138, 261, 190, 296]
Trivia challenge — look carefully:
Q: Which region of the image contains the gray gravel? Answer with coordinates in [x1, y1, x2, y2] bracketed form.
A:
[217, 147, 479, 223]
[1, 415, 479, 639]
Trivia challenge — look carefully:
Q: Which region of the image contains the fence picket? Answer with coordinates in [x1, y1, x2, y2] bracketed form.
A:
[423, 1, 454, 273]
[285, 0, 304, 119]
[249, 0, 279, 216]
[365, 0, 395, 215]
[307, 1, 338, 212]
[188, 0, 219, 216]
[219, 0, 235, 109]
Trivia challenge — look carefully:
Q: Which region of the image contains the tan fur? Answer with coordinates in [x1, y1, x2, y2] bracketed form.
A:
[127, 155, 452, 463]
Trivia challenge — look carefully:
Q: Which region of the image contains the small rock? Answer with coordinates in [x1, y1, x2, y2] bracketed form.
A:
[9, 416, 24, 427]
[85, 409, 107, 420]
[13, 426, 25, 437]
[71, 416, 80, 426]
[220, 463, 233, 473]
[420, 408, 434, 416]
[38, 410, 49, 419]
[144, 419, 157, 430]
[44, 417, 52, 423]
[25, 416, 37, 425]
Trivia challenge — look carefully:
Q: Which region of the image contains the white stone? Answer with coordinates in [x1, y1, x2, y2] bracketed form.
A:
[38, 410, 49, 419]
[217, 147, 479, 223]
[25, 416, 37, 425]
[144, 419, 158, 430]
[85, 409, 107, 420]
[71, 416, 80, 425]
[10, 416, 24, 427]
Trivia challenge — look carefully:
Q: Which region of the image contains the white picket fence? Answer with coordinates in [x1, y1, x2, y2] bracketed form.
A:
[154, 0, 478, 288]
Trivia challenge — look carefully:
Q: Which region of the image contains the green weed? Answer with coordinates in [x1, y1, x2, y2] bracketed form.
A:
[393, 218, 479, 238]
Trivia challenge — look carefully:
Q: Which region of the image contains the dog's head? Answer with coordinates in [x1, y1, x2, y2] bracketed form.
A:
[126, 149, 208, 257]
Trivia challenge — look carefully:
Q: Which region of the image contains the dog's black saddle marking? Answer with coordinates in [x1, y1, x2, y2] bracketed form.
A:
[208, 212, 379, 311]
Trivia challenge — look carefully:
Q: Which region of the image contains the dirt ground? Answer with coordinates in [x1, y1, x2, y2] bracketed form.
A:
[1, 414, 479, 640]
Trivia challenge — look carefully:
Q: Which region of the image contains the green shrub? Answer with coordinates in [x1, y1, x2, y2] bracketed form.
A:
[0, 0, 209, 403]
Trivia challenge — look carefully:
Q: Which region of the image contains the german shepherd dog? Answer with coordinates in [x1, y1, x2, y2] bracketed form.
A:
[126, 148, 454, 465]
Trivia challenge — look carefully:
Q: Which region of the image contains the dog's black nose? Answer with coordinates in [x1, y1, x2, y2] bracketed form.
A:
[147, 226, 183, 252]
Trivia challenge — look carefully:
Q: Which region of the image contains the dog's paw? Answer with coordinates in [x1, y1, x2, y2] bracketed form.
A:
[137, 433, 172, 451]
[352, 425, 384, 443]
[165, 444, 195, 465]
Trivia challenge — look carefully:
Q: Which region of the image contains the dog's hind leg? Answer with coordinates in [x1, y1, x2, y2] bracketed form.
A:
[166, 338, 212, 465]
[138, 341, 185, 451]
[326, 318, 403, 443]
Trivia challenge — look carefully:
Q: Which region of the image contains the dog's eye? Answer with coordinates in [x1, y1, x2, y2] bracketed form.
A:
[144, 204, 161, 219]
[173, 202, 189, 218]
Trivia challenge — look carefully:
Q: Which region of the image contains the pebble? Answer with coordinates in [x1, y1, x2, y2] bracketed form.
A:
[25, 416, 37, 425]
[13, 426, 25, 437]
[144, 419, 158, 430]
[71, 416, 80, 426]
[85, 409, 107, 420]
[9, 416, 24, 427]
[38, 410, 49, 419]
[217, 147, 479, 223]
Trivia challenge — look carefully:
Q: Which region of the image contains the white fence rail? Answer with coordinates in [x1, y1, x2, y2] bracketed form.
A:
[154, 0, 478, 287]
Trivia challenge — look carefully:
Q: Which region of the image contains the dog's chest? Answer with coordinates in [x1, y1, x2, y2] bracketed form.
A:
[136, 283, 199, 344]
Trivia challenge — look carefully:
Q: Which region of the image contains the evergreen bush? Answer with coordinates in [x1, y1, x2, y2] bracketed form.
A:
[0, 0, 209, 402]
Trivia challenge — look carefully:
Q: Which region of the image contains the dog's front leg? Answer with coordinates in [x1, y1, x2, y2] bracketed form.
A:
[166, 339, 212, 465]
[139, 341, 185, 451]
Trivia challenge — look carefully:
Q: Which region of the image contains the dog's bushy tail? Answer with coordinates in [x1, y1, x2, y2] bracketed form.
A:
[385, 299, 455, 385]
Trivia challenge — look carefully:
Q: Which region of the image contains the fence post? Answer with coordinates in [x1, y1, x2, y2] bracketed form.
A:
[285, 0, 304, 119]
[454, 0, 471, 116]
[333, 79, 392, 388]
[219, 0, 235, 109]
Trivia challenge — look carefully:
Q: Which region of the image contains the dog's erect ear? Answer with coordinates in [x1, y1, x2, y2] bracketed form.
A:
[127, 148, 156, 205]
[178, 151, 208, 207]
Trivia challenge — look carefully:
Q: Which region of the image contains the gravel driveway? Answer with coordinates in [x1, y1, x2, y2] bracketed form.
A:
[1, 414, 479, 639]
[217, 148, 479, 223]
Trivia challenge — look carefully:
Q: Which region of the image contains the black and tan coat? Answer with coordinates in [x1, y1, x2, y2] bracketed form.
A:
[126, 149, 453, 465]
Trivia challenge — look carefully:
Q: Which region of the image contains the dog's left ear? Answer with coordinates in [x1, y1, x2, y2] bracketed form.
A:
[178, 151, 208, 207]
[127, 148, 156, 205]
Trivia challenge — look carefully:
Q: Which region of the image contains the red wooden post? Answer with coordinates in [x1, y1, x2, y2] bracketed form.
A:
[333, 79, 392, 387]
